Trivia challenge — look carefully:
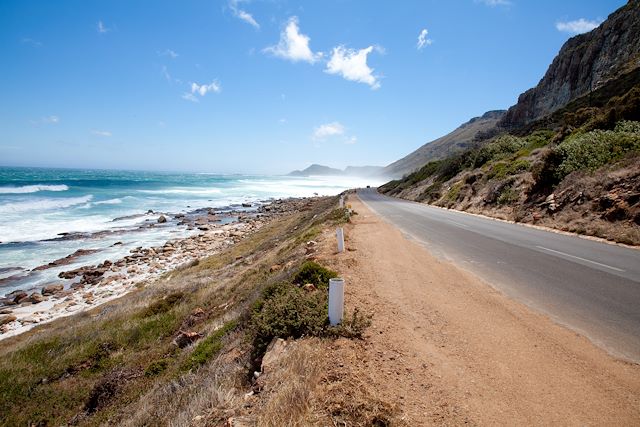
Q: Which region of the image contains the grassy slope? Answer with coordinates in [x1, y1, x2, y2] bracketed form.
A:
[380, 79, 640, 245]
[0, 196, 355, 426]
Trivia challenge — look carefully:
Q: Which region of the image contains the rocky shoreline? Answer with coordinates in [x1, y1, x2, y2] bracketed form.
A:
[0, 197, 311, 340]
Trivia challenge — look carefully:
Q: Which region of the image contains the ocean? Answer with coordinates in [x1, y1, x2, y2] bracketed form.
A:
[0, 167, 381, 296]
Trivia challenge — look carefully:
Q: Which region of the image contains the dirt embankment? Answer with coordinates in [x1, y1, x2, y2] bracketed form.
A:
[310, 194, 640, 425]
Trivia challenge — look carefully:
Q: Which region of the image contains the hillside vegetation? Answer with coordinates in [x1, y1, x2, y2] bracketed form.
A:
[380, 83, 640, 245]
[0, 197, 374, 426]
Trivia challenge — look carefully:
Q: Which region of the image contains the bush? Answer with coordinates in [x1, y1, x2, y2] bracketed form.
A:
[291, 261, 337, 288]
[497, 186, 519, 205]
[144, 359, 168, 377]
[555, 121, 640, 179]
[142, 292, 184, 317]
[251, 283, 328, 359]
[182, 320, 237, 371]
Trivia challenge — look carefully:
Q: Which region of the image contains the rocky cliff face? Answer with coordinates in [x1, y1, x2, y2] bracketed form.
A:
[500, 0, 640, 129]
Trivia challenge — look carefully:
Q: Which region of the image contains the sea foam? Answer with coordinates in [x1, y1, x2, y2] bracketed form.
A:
[0, 184, 69, 194]
[0, 195, 93, 214]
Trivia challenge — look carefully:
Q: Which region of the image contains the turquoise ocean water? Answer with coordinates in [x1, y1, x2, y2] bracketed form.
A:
[0, 167, 380, 295]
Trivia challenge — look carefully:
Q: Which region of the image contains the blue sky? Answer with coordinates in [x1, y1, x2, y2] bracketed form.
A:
[0, 0, 626, 174]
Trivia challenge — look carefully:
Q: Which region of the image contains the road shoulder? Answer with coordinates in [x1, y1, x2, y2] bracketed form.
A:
[314, 194, 640, 425]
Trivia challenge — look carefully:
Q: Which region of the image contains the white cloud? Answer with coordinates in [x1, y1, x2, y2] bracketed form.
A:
[21, 38, 42, 47]
[97, 20, 110, 34]
[313, 122, 345, 140]
[278, 118, 287, 124]
[182, 80, 221, 102]
[191, 81, 221, 96]
[344, 136, 357, 145]
[263, 17, 321, 64]
[92, 130, 112, 137]
[476, 0, 511, 6]
[325, 45, 380, 89]
[229, 0, 260, 29]
[417, 29, 433, 50]
[159, 49, 179, 59]
[182, 93, 199, 102]
[556, 18, 601, 35]
[161, 66, 172, 82]
[31, 115, 59, 125]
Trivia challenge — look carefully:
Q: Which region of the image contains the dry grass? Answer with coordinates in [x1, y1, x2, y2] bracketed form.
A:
[0, 196, 360, 426]
[255, 338, 325, 426]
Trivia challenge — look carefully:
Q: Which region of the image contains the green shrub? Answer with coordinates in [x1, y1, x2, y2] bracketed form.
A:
[445, 182, 463, 202]
[142, 292, 185, 317]
[182, 320, 237, 371]
[291, 261, 337, 287]
[497, 186, 519, 205]
[251, 283, 328, 359]
[144, 359, 168, 377]
[555, 121, 640, 178]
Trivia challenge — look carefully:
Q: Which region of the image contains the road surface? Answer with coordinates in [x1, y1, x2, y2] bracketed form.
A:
[357, 188, 640, 362]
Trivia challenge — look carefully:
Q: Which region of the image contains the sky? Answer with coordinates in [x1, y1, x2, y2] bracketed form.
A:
[0, 0, 627, 174]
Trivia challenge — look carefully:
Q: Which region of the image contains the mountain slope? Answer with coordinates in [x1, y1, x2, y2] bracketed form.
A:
[288, 164, 385, 177]
[383, 110, 505, 178]
[500, 0, 640, 129]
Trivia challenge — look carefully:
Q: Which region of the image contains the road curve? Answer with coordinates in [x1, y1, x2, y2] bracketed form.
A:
[357, 188, 640, 362]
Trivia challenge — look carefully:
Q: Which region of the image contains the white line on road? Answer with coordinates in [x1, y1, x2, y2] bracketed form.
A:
[447, 219, 469, 228]
[535, 246, 625, 272]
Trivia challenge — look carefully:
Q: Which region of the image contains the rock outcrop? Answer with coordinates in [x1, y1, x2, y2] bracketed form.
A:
[500, 0, 640, 129]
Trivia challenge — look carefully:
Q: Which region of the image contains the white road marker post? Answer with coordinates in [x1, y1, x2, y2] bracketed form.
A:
[336, 227, 345, 253]
[328, 278, 345, 325]
[339, 196, 344, 208]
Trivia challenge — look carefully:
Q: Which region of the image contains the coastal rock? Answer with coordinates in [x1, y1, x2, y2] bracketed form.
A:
[33, 249, 100, 271]
[157, 215, 167, 224]
[14, 292, 29, 304]
[0, 315, 17, 326]
[173, 331, 202, 348]
[29, 293, 45, 304]
[42, 284, 64, 296]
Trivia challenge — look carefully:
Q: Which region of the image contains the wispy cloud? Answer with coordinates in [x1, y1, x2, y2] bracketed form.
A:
[263, 17, 321, 64]
[92, 130, 112, 137]
[159, 49, 179, 59]
[325, 45, 380, 89]
[229, 0, 259, 29]
[417, 29, 433, 50]
[182, 80, 222, 101]
[475, 0, 511, 7]
[182, 93, 199, 103]
[556, 18, 601, 35]
[344, 136, 357, 145]
[31, 115, 59, 125]
[21, 38, 43, 47]
[97, 20, 110, 34]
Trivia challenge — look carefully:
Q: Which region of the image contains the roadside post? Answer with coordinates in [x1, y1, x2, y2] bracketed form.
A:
[336, 227, 345, 253]
[328, 278, 345, 325]
[339, 196, 344, 208]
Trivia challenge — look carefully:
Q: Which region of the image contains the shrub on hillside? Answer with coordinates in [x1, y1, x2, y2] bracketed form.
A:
[555, 121, 640, 179]
[291, 261, 337, 287]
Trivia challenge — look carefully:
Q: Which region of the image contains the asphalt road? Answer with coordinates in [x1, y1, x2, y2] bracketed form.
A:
[357, 188, 640, 362]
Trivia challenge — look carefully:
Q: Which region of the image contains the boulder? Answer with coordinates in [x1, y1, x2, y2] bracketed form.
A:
[302, 283, 317, 292]
[173, 331, 203, 348]
[42, 284, 64, 296]
[260, 338, 290, 374]
[11, 291, 28, 304]
[0, 315, 17, 326]
[29, 293, 44, 304]
[157, 215, 167, 224]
